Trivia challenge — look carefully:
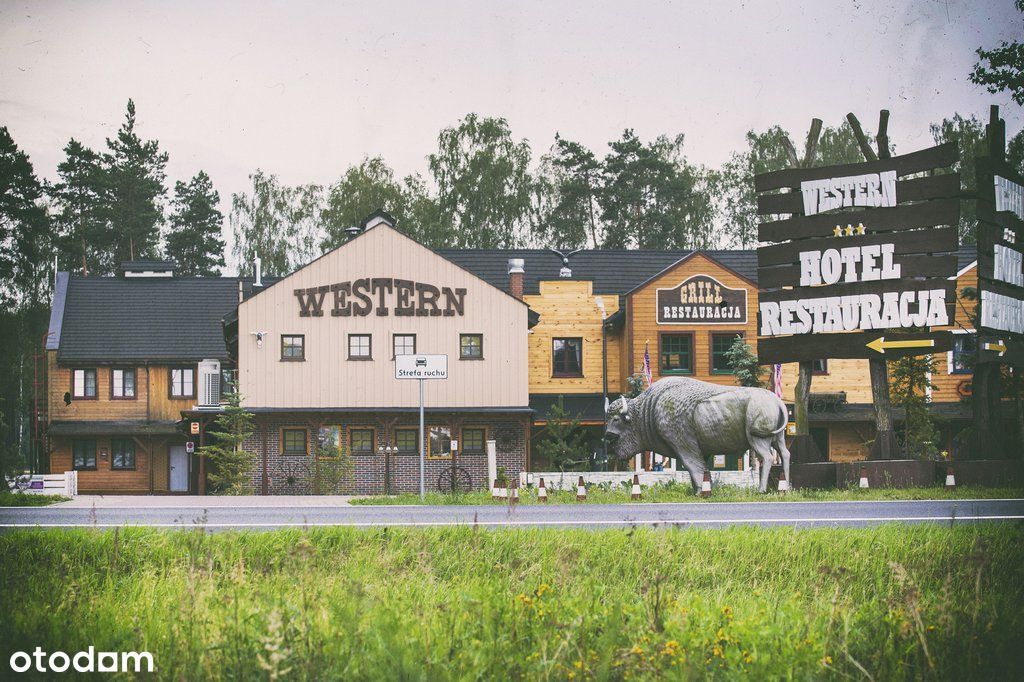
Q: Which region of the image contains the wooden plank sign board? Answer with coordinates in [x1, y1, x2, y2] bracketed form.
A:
[975, 151, 1024, 368]
[754, 143, 960, 364]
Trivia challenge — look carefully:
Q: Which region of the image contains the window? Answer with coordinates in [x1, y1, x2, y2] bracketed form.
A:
[460, 334, 483, 360]
[281, 428, 308, 456]
[111, 438, 136, 470]
[951, 334, 977, 374]
[395, 428, 418, 455]
[428, 426, 452, 459]
[350, 428, 375, 455]
[660, 334, 693, 374]
[461, 427, 485, 454]
[393, 334, 416, 357]
[111, 368, 136, 399]
[711, 333, 742, 374]
[552, 338, 583, 377]
[72, 439, 96, 470]
[348, 334, 372, 360]
[281, 335, 305, 361]
[812, 359, 829, 375]
[317, 426, 341, 460]
[72, 369, 97, 399]
[169, 367, 195, 398]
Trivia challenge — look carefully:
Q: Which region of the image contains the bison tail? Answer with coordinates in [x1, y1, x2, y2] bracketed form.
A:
[770, 403, 788, 434]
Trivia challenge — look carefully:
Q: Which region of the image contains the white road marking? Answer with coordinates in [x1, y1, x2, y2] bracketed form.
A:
[1, 515, 1022, 528]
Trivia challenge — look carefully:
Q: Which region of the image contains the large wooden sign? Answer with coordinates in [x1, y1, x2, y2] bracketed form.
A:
[755, 143, 961, 363]
[656, 275, 747, 325]
[976, 111, 1024, 368]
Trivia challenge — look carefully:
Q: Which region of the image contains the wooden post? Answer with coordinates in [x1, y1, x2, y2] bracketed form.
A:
[848, 111, 899, 460]
[786, 119, 825, 464]
[198, 418, 206, 495]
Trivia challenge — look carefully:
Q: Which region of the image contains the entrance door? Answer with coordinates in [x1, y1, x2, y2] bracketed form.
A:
[169, 445, 189, 492]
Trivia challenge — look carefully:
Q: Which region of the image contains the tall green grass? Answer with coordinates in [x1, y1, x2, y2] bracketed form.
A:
[351, 483, 1024, 505]
[0, 491, 67, 506]
[1, 525, 1022, 680]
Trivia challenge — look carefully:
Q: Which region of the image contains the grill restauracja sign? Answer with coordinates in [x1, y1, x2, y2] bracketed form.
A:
[656, 275, 747, 325]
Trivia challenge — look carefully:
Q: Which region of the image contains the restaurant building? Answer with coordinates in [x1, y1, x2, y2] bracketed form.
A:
[43, 211, 986, 494]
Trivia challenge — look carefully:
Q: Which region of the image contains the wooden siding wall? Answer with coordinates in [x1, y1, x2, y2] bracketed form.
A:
[625, 254, 758, 386]
[237, 225, 530, 409]
[777, 265, 978, 404]
[49, 436, 177, 493]
[47, 352, 192, 423]
[523, 280, 622, 394]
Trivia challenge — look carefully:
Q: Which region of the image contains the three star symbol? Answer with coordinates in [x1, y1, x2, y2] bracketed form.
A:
[832, 223, 868, 237]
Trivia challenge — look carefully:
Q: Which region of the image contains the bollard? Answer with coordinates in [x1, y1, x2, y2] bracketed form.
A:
[537, 477, 548, 502]
[945, 465, 956, 490]
[492, 478, 502, 500]
[700, 471, 712, 498]
[510, 479, 519, 504]
[777, 469, 789, 493]
[631, 474, 642, 501]
[858, 466, 869, 489]
[576, 476, 587, 502]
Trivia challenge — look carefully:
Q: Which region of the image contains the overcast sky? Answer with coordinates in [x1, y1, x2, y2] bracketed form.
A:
[2, 0, 1022, 250]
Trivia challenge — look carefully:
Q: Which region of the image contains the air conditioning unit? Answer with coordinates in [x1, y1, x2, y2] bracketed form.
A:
[197, 359, 222, 408]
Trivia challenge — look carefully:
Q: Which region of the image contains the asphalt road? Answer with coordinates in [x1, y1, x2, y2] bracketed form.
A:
[2, 499, 1023, 530]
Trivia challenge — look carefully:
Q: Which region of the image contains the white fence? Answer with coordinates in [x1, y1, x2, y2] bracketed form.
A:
[524, 468, 759, 490]
[14, 471, 78, 497]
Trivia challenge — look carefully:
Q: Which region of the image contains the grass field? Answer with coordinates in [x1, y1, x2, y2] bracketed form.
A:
[1, 524, 1022, 680]
[352, 483, 1024, 505]
[0, 491, 68, 506]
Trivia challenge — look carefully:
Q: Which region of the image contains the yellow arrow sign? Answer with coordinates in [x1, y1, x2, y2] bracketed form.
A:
[866, 337, 936, 354]
[983, 341, 1007, 356]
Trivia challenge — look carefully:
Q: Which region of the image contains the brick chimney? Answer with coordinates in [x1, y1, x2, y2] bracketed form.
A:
[507, 258, 525, 300]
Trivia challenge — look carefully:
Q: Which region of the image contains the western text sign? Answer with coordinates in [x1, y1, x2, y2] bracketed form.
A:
[656, 275, 747, 325]
[801, 170, 896, 215]
[395, 354, 449, 379]
[295, 278, 467, 318]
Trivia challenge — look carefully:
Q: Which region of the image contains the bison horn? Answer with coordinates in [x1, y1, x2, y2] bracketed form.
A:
[617, 395, 629, 416]
[604, 396, 610, 414]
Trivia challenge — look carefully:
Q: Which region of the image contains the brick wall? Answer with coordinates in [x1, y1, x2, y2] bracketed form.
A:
[242, 412, 528, 495]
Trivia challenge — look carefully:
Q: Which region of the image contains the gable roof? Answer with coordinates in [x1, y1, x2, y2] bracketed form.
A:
[54, 275, 275, 363]
[437, 249, 758, 296]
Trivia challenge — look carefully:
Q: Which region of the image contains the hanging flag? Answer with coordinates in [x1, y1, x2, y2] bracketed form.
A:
[772, 364, 783, 398]
[642, 342, 653, 387]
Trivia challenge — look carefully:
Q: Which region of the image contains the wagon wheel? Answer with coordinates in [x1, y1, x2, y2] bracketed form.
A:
[436, 465, 473, 494]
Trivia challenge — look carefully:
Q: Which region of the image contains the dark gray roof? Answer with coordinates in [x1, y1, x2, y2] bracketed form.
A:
[530, 393, 607, 423]
[437, 249, 758, 296]
[48, 420, 183, 436]
[440, 246, 976, 296]
[55, 275, 275, 363]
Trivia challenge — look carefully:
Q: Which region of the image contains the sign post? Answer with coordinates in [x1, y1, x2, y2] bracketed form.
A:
[396, 354, 448, 499]
[754, 116, 961, 460]
[973, 105, 1024, 458]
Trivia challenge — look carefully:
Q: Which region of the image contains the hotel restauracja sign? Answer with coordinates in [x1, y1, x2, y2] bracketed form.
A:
[294, 278, 468, 317]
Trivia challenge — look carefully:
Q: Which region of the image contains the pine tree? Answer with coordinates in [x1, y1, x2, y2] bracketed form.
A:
[0, 126, 50, 307]
[165, 171, 225, 276]
[536, 396, 590, 472]
[199, 393, 256, 494]
[724, 336, 766, 389]
[103, 99, 168, 265]
[888, 355, 940, 459]
[49, 139, 110, 275]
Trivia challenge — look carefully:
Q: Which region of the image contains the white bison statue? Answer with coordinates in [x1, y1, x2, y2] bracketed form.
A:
[604, 376, 791, 493]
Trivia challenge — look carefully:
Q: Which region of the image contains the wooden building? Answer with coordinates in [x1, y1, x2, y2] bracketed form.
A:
[227, 217, 533, 495]
[44, 260, 262, 494]
[44, 212, 985, 495]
